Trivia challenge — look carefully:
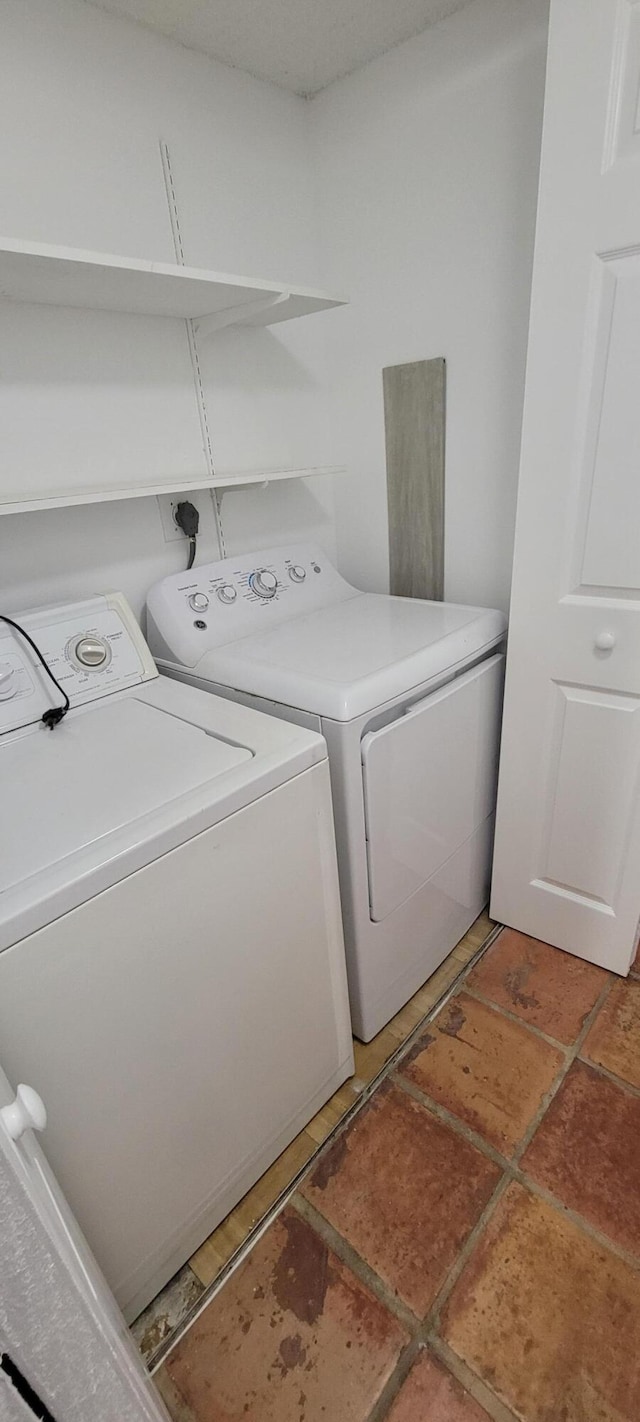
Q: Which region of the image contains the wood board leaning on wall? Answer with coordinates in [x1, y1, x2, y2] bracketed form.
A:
[383, 357, 445, 601]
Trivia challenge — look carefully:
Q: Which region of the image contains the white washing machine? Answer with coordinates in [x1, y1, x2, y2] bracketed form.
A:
[147, 546, 507, 1042]
[0, 593, 352, 1320]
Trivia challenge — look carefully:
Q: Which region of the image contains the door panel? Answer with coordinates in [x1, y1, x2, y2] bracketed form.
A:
[492, 0, 640, 970]
[607, 0, 640, 167]
[540, 684, 640, 906]
[581, 256, 640, 590]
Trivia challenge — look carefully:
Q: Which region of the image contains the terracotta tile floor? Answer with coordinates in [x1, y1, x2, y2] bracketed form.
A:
[521, 1059, 640, 1257]
[400, 992, 564, 1155]
[157, 1209, 409, 1422]
[385, 1352, 492, 1422]
[300, 1084, 501, 1316]
[441, 1183, 640, 1422]
[582, 975, 640, 1088]
[466, 925, 605, 1043]
[154, 926, 640, 1421]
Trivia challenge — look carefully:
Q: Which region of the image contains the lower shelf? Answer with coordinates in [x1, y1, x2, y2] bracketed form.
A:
[0, 466, 346, 515]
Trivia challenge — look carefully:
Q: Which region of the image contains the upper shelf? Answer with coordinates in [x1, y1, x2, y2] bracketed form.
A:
[0, 236, 347, 330]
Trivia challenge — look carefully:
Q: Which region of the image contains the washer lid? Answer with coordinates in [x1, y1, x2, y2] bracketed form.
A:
[0, 696, 250, 897]
[199, 593, 507, 720]
[0, 674, 327, 951]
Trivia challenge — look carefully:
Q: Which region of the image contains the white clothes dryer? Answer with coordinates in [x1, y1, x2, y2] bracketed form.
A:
[0, 593, 352, 1320]
[147, 545, 507, 1042]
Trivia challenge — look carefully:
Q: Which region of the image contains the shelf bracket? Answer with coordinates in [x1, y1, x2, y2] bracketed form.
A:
[193, 290, 289, 339]
[216, 479, 270, 498]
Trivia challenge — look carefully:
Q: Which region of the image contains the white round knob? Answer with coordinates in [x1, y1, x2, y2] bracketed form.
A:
[289, 565, 306, 583]
[189, 592, 209, 612]
[217, 584, 237, 605]
[0, 1084, 47, 1141]
[595, 631, 616, 651]
[250, 569, 278, 599]
[0, 663, 17, 700]
[74, 636, 109, 668]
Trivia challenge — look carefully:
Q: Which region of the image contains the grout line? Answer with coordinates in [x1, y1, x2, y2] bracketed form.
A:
[523, 981, 608, 1166]
[367, 1330, 521, 1422]
[396, 969, 615, 1172]
[397, 1063, 640, 1280]
[422, 1172, 512, 1337]
[511, 1053, 571, 1165]
[302, 1007, 640, 1362]
[427, 1337, 521, 1422]
[511, 971, 615, 1116]
[576, 1051, 640, 1099]
[461, 982, 575, 1052]
[295, 1093, 640, 1420]
[570, 972, 616, 1051]
[511, 1168, 640, 1275]
[508, 972, 617, 1170]
[148, 919, 502, 1372]
[391, 971, 637, 1336]
[392, 1009, 571, 1174]
[293, 1193, 420, 1335]
[392, 1074, 511, 1172]
[364, 1338, 423, 1422]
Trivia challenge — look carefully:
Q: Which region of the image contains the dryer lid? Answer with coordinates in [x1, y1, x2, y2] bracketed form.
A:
[0, 696, 251, 897]
[198, 593, 507, 720]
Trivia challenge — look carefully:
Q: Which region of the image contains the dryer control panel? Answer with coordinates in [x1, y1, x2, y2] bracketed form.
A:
[147, 544, 358, 668]
[0, 594, 157, 735]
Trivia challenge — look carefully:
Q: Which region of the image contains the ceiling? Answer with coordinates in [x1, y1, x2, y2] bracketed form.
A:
[82, 0, 476, 96]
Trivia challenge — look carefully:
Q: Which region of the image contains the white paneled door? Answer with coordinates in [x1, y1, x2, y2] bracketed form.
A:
[0, 1065, 168, 1422]
[491, 0, 640, 972]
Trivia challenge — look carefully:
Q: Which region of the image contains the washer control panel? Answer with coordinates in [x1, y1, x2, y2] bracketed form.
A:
[0, 593, 157, 735]
[147, 544, 357, 669]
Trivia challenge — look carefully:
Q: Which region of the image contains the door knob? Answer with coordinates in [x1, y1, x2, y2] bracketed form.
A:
[0, 1085, 47, 1141]
[594, 631, 616, 651]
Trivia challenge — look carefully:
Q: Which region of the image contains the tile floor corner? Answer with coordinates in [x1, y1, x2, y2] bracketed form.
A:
[152, 922, 640, 1421]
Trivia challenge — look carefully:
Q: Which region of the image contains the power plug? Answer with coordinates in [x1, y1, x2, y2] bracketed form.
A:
[174, 501, 200, 540]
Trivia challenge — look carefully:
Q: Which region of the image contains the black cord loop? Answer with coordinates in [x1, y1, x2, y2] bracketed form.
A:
[0, 615, 70, 729]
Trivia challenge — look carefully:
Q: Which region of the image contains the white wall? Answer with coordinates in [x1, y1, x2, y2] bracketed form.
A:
[0, 0, 336, 621]
[310, 0, 549, 611]
[0, 0, 548, 623]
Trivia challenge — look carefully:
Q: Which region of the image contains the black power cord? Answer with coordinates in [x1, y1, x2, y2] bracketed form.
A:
[1, 1352, 59, 1420]
[174, 500, 200, 570]
[0, 615, 70, 730]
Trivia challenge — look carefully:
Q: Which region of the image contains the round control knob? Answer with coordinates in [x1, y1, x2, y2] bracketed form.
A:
[288, 565, 306, 583]
[249, 569, 278, 599]
[217, 584, 237, 605]
[189, 592, 209, 612]
[74, 636, 109, 668]
[0, 663, 17, 700]
[594, 631, 616, 651]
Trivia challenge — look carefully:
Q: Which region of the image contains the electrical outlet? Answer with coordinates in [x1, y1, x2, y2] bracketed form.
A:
[157, 495, 187, 544]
